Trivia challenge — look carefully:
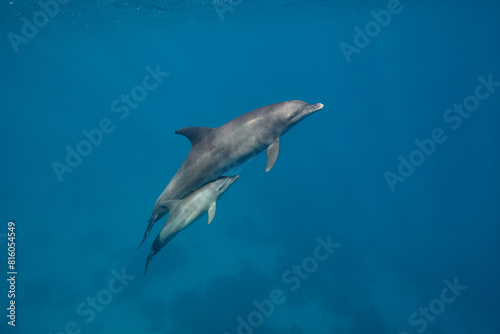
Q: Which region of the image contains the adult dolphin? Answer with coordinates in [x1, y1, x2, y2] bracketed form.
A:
[144, 175, 239, 274]
[138, 100, 323, 248]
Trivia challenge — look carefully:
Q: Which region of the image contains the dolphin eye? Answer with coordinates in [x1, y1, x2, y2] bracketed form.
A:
[287, 111, 298, 121]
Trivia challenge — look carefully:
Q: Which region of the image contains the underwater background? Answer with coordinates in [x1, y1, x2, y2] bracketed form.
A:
[1, 0, 500, 333]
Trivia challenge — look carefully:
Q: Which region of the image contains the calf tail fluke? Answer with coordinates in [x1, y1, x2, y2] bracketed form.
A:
[144, 249, 154, 274]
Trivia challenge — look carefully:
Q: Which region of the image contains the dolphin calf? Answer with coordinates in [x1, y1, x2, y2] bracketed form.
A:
[139, 100, 323, 248]
[144, 175, 239, 273]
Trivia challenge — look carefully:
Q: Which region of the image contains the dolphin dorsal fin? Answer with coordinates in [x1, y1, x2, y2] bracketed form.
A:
[159, 199, 181, 212]
[208, 202, 216, 224]
[175, 127, 215, 147]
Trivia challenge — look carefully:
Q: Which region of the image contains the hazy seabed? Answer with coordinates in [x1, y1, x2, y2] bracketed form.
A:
[0, 0, 499, 333]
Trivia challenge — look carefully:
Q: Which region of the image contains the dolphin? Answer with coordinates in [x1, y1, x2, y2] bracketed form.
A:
[139, 100, 323, 248]
[144, 175, 239, 273]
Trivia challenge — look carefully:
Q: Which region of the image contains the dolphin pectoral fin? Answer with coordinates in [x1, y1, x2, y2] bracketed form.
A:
[208, 202, 216, 224]
[266, 137, 280, 172]
[175, 127, 215, 147]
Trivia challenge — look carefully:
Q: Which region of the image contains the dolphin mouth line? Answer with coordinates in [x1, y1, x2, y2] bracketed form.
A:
[306, 103, 324, 113]
[218, 175, 239, 191]
[290, 103, 323, 123]
[141, 100, 322, 263]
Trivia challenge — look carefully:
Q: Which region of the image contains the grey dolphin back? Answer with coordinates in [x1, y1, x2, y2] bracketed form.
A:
[139, 101, 323, 252]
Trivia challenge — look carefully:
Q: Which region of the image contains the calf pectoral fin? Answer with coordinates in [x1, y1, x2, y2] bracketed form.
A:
[266, 137, 280, 172]
[208, 202, 216, 224]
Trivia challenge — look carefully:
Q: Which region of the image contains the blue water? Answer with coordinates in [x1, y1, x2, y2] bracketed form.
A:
[1, 0, 500, 333]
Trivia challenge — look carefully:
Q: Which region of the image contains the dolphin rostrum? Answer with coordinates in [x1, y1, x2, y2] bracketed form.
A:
[144, 175, 239, 273]
[139, 100, 323, 248]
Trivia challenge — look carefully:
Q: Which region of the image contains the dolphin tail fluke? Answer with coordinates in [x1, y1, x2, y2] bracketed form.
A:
[137, 217, 156, 250]
[144, 250, 154, 274]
